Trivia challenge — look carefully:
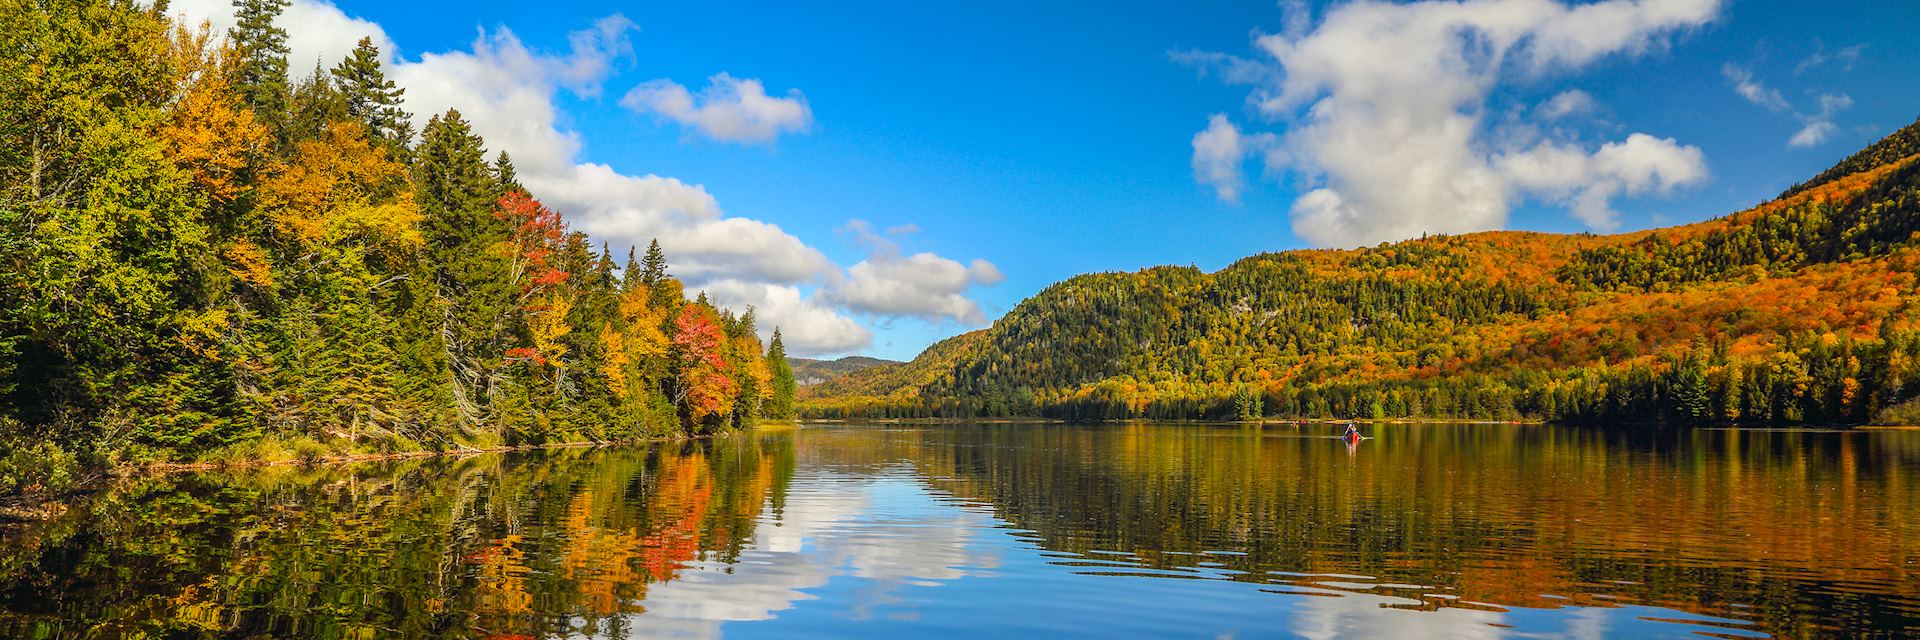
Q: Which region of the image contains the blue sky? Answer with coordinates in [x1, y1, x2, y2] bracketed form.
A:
[183, 0, 1920, 360]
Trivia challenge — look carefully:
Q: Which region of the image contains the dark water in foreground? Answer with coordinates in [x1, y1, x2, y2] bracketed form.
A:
[3, 423, 1919, 639]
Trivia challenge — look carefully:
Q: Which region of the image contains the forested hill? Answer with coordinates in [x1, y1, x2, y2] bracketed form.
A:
[790, 356, 902, 386]
[805, 116, 1920, 425]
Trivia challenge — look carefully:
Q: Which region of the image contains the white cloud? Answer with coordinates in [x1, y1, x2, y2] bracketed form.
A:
[1498, 133, 1708, 230]
[370, 21, 839, 286]
[166, 2, 994, 357]
[700, 280, 873, 355]
[623, 73, 813, 144]
[167, 0, 395, 74]
[1537, 89, 1597, 120]
[1723, 64, 1788, 111]
[1795, 42, 1865, 75]
[1724, 64, 1853, 149]
[552, 15, 636, 96]
[1191, 0, 1717, 247]
[821, 222, 1004, 326]
[1192, 113, 1273, 202]
[1787, 92, 1853, 149]
[1788, 121, 1838, 149]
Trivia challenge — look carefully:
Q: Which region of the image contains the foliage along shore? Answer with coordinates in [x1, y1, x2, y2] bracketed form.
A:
[803, 116, 1920, 427]
[0, 1, 802, 497]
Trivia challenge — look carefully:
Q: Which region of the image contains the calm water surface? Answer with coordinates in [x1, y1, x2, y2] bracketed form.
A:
[4, 423, 1918, 638]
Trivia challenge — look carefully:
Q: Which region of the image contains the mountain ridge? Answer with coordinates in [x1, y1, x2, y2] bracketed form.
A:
[789, 356, 902, 386]
[804, 116, 1920, 425]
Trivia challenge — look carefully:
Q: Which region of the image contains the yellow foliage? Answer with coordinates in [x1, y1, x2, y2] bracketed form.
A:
[529, 293, 573, 368]
[599, 287, 670, 399]
[734, 334, 772, 398]
[175, 308, 231, 360]
[618, 287, 669, 358]
[260, 122, 421, 250]
[161, 22, 266, 204]
[223, 241, 274, 289]
[600, 330, 629, 396]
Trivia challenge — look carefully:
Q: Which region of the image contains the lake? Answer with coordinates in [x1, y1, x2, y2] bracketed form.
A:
[3, 422, 1918, 638]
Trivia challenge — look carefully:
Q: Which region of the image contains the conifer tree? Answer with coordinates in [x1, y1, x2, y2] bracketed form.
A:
[621, 245, 641, 292]
[493, 151, 522, 194]
[286, 61, 347, 143]
[330, 37, 412, 154]
[766, 329, 797, 419]
[413, 109, 513, 424]
[640, 239, 669, 288]
[229, 0, 291, 135]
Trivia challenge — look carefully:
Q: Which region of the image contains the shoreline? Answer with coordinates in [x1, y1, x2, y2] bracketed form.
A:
[799, 416, 1912, 429]
[0, 431, 737, 523]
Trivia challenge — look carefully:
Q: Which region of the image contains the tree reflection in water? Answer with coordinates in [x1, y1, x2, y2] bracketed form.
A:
[1, 424, 1916, 638]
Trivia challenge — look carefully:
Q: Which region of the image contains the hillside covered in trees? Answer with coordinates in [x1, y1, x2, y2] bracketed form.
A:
[805, 116, 1920, 426]
[0, 0, 798, 495]
[788, 356, 900, 386]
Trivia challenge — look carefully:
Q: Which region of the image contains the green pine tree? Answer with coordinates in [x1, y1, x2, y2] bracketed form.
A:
[766, 329, 797, 419]
[413, 109, 515, 428]
[230, 0, 292, 137]
[330, 37, 413, 157]
[493, 151, 522, 194]
[286, 61, 347, 143]
[640, 239, 669, 288]
[621, 245, 641, 292]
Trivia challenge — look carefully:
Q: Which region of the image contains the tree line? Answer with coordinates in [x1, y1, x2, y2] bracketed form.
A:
[0, 0, 799, 495]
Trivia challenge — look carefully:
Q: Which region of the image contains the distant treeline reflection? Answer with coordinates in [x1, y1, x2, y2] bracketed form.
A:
[2, 425, 1916, 638]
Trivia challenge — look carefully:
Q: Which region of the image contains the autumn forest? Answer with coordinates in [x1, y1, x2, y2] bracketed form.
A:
[0, 0, 799, 495]
[801, 117, 1920, 426]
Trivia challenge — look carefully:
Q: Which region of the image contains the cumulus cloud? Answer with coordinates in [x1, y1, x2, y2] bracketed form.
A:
[370, 20, 840, 288]
[1188, 0, 1717, 247]
[552, 15, 636, 95]
[167, 0, 395, 73]
[1788, 121, 1837, 149]
[1192, 113, 1276, 202]
[821, 222, 1004, 326]
[1498, 133, 1708, 230]
[700, 280, 874, 355]
[623, 73, 813, 144]
[167, 1, 994, 356]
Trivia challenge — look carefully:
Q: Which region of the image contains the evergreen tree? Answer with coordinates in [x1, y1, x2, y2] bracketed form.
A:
[329, 37, 413, 156]
[0, 0, 238, 451]
[286, 61, 346, 143]
[621, 245, 641, 292]
[229, 0, 291, 134]
[493, 151, 522, 194]
[1670, 351, 1712, 423]
[412, 109, 513, 425]
[640, 239, 669, 288]
[766, 329, 797, 419]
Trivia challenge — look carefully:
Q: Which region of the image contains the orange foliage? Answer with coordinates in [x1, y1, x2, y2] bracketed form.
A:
[673, 305, 735, 420]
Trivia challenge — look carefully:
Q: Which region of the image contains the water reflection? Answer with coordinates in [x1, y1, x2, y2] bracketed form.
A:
[1, 424, 1916, 638]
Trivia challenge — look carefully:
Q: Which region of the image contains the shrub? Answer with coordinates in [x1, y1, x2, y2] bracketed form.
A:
[0, 428, 80, 496]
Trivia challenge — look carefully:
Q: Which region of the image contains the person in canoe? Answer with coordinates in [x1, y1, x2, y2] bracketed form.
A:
[1343, 422, 1360, 442]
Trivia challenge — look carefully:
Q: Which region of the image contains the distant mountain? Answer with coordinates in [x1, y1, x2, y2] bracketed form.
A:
[804, 115, 1920, 425]
[802, 332, 984, 398]
[789, 355, 902, 386]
